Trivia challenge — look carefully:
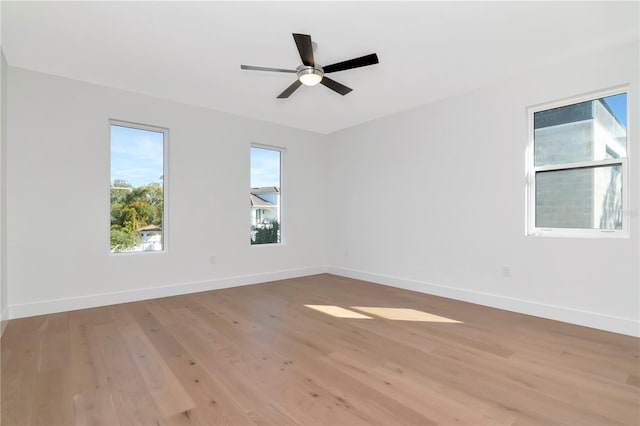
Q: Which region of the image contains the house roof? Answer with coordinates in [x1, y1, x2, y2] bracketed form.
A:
[251, 186, 279, 194]
[250, 194, 275, 208]
[136, 224, 162, 232]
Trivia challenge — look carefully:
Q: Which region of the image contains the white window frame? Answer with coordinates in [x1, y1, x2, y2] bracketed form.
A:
[526, 87, 629, 238]
[109, 119, 169, 255]
[250, 143, 285, 246]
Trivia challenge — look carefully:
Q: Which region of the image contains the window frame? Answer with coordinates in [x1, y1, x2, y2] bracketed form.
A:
[109, 119, 169, 255]
[250, 142, 285, 246]
[526, 87, 629, 239]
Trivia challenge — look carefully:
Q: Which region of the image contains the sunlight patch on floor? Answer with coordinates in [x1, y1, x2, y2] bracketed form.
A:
[351, 307, 462, 323]
[303, 304, 462, 323]
[304, 305, 373, 319]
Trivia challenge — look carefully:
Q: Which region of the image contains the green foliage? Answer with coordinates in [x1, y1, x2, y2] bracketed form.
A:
[110, 180, 163, 251]
[110, 229, 141, 252]
[112, 179, 132, 188]
[251, 220, 280, 245]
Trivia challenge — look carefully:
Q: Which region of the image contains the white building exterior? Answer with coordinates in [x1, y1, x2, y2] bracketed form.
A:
[250, 186, 280, 229]
[534, 98, 626, 229]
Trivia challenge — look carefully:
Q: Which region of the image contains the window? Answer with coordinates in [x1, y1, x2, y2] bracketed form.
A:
[250, 145, 282, 244]
[110, 121, 167, 253]
[527, 90, 628, 237]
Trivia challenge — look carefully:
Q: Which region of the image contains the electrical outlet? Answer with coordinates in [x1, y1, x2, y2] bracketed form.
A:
[502, 266, 510, 278]
[210, 256, 217, 265]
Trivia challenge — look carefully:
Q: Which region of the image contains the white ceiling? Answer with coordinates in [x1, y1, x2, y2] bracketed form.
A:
[2, 1, 638, 134]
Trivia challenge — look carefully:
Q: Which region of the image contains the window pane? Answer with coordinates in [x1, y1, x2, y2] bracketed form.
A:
[110, 124, 165, 253]
[534, 93, 626, 166]
[535, 164, 622, 229]
[250, 146, 281, 244]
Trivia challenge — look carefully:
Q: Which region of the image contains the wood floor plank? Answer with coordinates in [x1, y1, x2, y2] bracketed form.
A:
[1, 371, 34, 426]
[92, 321, 167, 426]
[68, 308, 111, 394]
[1, 274, 638, 425]
[110, 304, 196, 419]
[194, 294, 438, 425]
[146, 299, 300, 425]
[73, 388, 119, 426]
[126, 300, 260, 426]
[1, 323, 44, 426]
[30, 368, 75, 426]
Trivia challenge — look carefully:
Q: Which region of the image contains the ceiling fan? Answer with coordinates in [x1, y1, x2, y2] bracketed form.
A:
[241, 33, 379, 99]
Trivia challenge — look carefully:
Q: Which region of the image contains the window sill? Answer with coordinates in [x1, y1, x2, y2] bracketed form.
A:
[527, 230, 629, 239]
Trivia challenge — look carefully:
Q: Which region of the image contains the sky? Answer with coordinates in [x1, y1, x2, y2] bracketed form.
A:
[603, 93, 626, 128]
[251, 147, 281, 188]
[111, 125, 164, 188]
[111, 128, 280, 188]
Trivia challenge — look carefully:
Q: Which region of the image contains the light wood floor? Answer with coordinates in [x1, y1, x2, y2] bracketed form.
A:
[1, 274, 639, 425]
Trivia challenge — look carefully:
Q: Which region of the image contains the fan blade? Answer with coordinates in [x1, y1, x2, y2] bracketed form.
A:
[320, 77, 353, 96]
[241, 65, 297, 73]
[293, 33, 314, 66]
[277, 80, 303, 98]
[323, 53, 379, 74]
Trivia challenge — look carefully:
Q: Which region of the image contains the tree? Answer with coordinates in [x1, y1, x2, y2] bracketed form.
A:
[112, 179, 132, 188]
[252, 220, 279, 244]
[110, 229, 141, 252]
[121, 206, 141, 232]
[110, 181, 164, 251]
[111, 180, 132, 205]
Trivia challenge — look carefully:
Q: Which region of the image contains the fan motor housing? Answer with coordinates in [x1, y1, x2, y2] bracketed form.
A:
[296, 65, 324, 85]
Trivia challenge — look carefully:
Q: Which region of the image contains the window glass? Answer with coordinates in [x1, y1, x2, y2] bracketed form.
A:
[250, 146, 281, 244]
[535, 164, 622, 229]
[534, 94, 627, 166]
[528, 91, 627, 236]
[110, 123, 166, 253]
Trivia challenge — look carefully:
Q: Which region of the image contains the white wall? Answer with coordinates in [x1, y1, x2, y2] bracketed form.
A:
[326, 41, 639, 336]
[0, 50, 8, 334]
[6, 67, 327, 317]
[5, 41, 638, 337]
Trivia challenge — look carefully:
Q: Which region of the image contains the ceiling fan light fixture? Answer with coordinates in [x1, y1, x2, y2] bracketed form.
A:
[297, 66, 324, 86]
[241, 34, 378, 98]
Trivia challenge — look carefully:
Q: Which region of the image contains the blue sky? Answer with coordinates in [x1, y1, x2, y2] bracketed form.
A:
[603, 93, 626, 128]
[111, 128, 279, 189]
[111, 125, 164, 188]
[251, 147, 280, 188]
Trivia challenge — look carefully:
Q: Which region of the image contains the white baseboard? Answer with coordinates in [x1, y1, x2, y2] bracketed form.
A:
[8, 266, 326, 320]
[8, 265, 638, 337]
[326, 266, 640, 337]
[1, 307, 8, 336]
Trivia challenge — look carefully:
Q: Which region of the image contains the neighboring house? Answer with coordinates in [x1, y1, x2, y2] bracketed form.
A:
[136, 224, 162, 251]
[250, 186, 280, 229]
